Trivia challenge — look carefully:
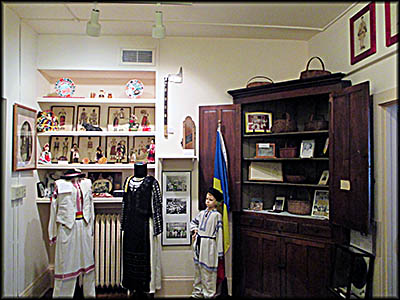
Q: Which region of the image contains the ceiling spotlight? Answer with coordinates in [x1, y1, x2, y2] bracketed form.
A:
[86, 7, 101, 37]
[152, 11, 166, 39]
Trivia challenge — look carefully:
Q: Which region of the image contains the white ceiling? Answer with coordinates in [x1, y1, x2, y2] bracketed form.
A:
[4, 2, 355, 40]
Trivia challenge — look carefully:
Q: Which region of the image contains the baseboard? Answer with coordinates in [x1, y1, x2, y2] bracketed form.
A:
[155, 276, 232, 298]
[19, 265, 54, 298]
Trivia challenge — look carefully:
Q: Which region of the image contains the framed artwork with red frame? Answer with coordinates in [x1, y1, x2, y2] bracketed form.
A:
[385, 2, 398, 47]
[349, 2, 376, 65]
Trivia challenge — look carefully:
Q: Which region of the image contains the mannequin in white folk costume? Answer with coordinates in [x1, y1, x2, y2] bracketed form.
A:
[48, 168, 96, 297]
[121, 162, 163, 297]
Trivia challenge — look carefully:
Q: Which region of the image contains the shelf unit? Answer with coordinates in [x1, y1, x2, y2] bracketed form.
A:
[37, 197, 123, 203]
[36, 69, 158, 204]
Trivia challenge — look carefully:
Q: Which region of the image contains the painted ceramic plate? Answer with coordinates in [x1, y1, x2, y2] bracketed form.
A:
[125, 79, 144, 98]
[55, 78, 75, 97]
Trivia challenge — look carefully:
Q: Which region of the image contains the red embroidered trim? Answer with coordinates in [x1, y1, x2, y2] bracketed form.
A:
[54, 264, 95, 280]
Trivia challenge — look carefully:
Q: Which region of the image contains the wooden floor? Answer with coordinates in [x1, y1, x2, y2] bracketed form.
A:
[42, 287, 145, 298]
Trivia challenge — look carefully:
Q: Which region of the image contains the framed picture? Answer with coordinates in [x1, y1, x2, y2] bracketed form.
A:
[248, 161, 283, 182]
[300, 139, 315, 158]
[12, 103, 37, 171]
[50, 106, 75, 131]
[76, 105, 100, 131]
[249, 198, 263, 211]
[36, 181, 46, 198]
[78, 136, 101, 163]
[272, 196, 285, 212]
[129, 136, 155, 163]
[385, 2, 398, 47]
[350, 2, 376, 65]
[245, 112, 272, 133]
[88, 171, 123, 195]
[134, 106, 155, 131]
[255, 143, 276, 158]
[162, 171, 191, 246]
[50, 136, 74, 162]
[318, 170, 330, 185]
[311, 190, 329, 219]
[105, 136, 129, 163]
[107, 106, 131, 131]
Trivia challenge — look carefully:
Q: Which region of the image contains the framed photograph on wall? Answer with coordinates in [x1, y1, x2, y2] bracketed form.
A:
[50, 105, 75, 131]
[385, 1, 398, 47]
[107, 106, 131, 131]
[76, 105, 100, 131]
[12, 103, 37, 171]
[50, 136, 74, 162]
[245, 112, 272, 133]
[162, 171, 191, 246]
[311, 190, 329, 219]
[105, 136, 129, 163]
[134, 106, 155, 131]
[349, 2, 376, 65]
[78, 136, 101, 163]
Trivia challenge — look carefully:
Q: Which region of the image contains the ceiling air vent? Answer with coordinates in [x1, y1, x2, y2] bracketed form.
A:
[120, 49, 155, 65]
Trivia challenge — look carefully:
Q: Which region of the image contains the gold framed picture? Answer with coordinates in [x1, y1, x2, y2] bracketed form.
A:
[13, 103, 37, 171]
[134, 106, 155, 131]
[245, 112, 272, 133]
[248, 161, 283, 182]
[50, 105, 75, 131]
[255, 143, 276, 158]
[107, 106, 131, 131]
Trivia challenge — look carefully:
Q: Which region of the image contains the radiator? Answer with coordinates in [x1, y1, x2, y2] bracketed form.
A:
[94, 213, 123, 288]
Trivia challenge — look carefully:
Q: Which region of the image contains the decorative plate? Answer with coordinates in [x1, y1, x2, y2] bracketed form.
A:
[55, 78, 76, 97]
[125, 79, 144, 98]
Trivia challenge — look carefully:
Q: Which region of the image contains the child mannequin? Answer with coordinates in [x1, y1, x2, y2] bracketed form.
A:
[190, 187, 223, 298]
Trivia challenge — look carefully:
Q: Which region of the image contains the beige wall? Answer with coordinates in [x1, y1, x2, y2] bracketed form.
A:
[309, 2, 398, 297]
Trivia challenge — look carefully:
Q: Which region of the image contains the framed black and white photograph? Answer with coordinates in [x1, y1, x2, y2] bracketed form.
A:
[51, 105, 75, 131]
[162, 171, 191, 246]
[272, 196, 285, 212]
[311, 190, 329, 219]
[300, 139, 315, 158]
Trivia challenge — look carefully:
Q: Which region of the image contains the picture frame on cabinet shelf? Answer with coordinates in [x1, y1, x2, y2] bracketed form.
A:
[249, 198, 263, 211]
[162, 171, 191, 246]
[107, 106, 131, 131]
[248, 161, 283, 182]
[318, 170, 330, 185]
[50, 106, 75, 131]
[311, 190, 329, 219]
[271, 196, 285, 212]
[105, 136, 129, 163]
[129, 136, 155, 163]
[245, 112, 272, 133]
[13, 103, 37, 171]
[76, 105, 101, 131]
[36, 181, 46, 198]
[88, 171, 123, 196]
[350, 2, 376, 65]
[255, 143, 276, 158]
[385, 2, 398, 47]
[300, 139, 315, 158]
[134, 106, 155, 131]
[78, 136, 101, 163]
[50, 136, 74, 163]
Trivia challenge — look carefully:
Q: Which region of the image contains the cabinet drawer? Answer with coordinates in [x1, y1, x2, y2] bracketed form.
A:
[299, 223, 331, 238]
[264, 219, 298, 234]
[240, 215, 264, 228]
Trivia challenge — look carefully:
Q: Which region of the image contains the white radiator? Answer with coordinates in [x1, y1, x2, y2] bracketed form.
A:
[94, 213, 123, 288]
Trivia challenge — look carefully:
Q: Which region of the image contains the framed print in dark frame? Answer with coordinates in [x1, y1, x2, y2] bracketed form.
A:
[245, 112, 272, 133]
[13, 103, 37, 171]
[255, 143, 276, 158]
[107, 106, 131, 131]
[385, 2, 398, 47]
[50, 105, 75, 131]
[105, 136, 129, 163]
[76, 105, 100, 131]
[350, 2, 376, 65]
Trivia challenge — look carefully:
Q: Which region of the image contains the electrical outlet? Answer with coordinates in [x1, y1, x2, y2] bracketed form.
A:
[11, 184, 26, 200]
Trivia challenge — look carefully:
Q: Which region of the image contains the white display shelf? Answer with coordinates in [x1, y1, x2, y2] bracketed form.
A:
[37, 131, 156, 137]
[38, 97, 156, 105]
[37, 163, 155, 170]
[37, 197, 122, 203]
[159, 155, 197, 162]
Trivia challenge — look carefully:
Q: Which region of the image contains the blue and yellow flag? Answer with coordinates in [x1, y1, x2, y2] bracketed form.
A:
[213, 125, 230, 254]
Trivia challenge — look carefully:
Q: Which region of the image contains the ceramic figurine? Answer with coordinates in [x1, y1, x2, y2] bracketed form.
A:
[71, 143, 80, 163]
[129, 113, 139, 131]
[38, 143, 52, 164]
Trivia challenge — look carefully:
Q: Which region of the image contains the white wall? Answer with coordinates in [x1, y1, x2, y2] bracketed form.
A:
[35, 34, 308, 296]
[308, 2, 398, 297]
[2, 5, 52, 297]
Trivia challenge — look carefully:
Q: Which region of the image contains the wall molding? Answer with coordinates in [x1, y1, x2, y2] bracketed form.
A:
[19, 265, 54, 297]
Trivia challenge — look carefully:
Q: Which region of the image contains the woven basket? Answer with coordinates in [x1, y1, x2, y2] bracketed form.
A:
[300, 56, 331, 80]
[287, 200, 311, 215]
[304, 114, 329, 131]
[279, 147, 297, 158]
[246, 76, 274, 88]
[271, 112, 297, 133]
[285, 175, 306, 183]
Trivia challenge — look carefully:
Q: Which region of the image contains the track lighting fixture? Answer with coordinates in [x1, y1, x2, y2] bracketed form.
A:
[86, 6, 101, 37]
[152, 10, 166, 39]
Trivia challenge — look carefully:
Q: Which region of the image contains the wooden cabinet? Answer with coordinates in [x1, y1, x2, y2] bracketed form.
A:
[198, 74, 373, 297]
